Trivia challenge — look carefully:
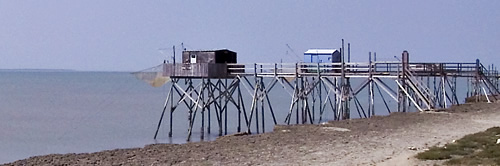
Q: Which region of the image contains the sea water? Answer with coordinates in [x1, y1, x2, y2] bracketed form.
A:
[0, 71, 169, 164]
[0, 71, 469, 164]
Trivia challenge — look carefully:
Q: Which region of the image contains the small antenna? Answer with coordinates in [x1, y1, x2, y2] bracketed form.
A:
[173, 45, 176, 64]
[348, 43, 350, 63]
[394, 56, 401, 61]
[285, 44, 302, 61]
[158, 47, 171, 63]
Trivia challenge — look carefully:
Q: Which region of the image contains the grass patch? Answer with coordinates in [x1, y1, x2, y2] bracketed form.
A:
[416, 127, 500, 165]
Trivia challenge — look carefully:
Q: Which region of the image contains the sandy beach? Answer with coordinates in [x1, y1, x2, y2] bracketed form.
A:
[4, 101, 500, 166]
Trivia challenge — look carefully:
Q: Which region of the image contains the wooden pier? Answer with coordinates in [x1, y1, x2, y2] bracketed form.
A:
[151, 47, 500, 141]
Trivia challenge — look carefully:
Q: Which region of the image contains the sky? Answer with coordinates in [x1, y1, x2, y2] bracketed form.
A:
[0, 1, 499, 71]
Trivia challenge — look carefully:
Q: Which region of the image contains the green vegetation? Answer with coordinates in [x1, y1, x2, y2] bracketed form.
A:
[416, 127, 500, 165]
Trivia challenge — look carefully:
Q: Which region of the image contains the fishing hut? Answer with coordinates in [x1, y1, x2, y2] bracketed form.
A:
[141, 41, 500, 141]
[303, 49, 341, 63]
[163, 49, 239, 78]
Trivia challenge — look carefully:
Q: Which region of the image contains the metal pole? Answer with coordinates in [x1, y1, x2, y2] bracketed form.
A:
[348, 43, 351, 63]
[187, 79, 193, 135]
[340, 40, 345, 119]
[296, 77, 299, 124]
[237, 81, 241, 133]
[218, 80, 223, 136]
[207, 80, 211, 134]
[368, 52, 371, 117]
[346, 41, 351, 118]
[224, 79, 228, 135]
[369, 52, 375, 116]
[442, 76, 447, 108]
[476, 59, 481, 101]
[262, 94, 265, 132]
[172, 45, 176, 64]
[334, 77, 338, 120]
[397, 62, 401, 112]
[318, 73, 322, 123]
[201, 79, 205, 140]
[168, 79, 175, 137]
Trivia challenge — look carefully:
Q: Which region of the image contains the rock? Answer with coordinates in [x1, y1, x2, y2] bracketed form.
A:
[322, 127, 351, 132]
[231, 132, 250, 137]
[216, 132, 250, 140]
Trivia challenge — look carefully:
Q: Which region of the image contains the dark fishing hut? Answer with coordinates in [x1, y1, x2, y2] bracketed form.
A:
[163, 49, 241, 78]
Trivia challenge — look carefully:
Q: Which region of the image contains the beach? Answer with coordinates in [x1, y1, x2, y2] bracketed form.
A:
[4, 101, 500, 165]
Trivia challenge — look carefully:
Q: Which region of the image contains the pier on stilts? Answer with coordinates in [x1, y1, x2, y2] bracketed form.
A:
[144, 42, 500, 141]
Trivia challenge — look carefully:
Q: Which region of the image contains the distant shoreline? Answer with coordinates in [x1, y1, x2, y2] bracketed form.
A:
[0, 69, 134, 73]
[0, 69, 77, 72]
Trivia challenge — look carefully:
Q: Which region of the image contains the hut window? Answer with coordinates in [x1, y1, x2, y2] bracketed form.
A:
[190, 54, 197, 63]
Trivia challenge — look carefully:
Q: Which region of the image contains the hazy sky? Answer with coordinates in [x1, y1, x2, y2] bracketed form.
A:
[1, 1, 499, 71]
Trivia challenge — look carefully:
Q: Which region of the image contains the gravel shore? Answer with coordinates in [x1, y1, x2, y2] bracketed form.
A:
[4, 102, 500, 166]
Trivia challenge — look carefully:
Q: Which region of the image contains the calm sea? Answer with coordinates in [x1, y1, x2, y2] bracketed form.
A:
[0, 71, 469, 164]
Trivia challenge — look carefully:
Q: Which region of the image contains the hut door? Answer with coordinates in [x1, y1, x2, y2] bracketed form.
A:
[190, 54, 197, 63]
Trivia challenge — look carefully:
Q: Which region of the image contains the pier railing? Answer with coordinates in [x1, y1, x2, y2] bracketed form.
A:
[227, 62, 487, 78]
